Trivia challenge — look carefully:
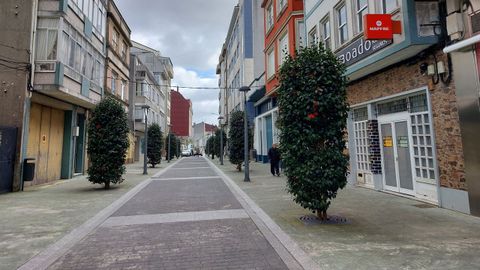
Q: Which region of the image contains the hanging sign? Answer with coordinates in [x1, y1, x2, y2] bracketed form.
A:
[364, 14, 394, 40]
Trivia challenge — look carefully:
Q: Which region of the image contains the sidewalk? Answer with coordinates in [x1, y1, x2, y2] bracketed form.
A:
[19, 157, 311, 270]
[209, 157, 480, 269]
[0, 160, 165, 270]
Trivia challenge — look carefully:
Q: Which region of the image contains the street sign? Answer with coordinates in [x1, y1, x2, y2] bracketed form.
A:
[364, 14, 393, 40]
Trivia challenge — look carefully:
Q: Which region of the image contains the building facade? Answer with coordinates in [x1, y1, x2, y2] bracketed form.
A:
[26, 0, 107, 186]
[192, 122, 217, 154]
[305, 0, 474, 214]
[170, 90, 192, 138]
[217, 0, 262, 128]
[442, 0, 480, 216]
[254, 0, 304, 162]
[105, 0, 133, 163]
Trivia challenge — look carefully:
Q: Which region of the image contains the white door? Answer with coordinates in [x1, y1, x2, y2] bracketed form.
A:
[379, 114, 415, 195]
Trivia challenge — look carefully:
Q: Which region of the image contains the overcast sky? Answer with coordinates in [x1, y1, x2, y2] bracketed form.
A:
[116, 0, 237, 126]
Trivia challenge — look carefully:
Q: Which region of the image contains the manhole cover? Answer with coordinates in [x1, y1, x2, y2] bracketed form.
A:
[299, 214, 349, 225]
[413, 203, 436, 209]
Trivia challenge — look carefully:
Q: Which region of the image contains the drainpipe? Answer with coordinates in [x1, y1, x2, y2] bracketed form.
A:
[20, 0, 39, 191]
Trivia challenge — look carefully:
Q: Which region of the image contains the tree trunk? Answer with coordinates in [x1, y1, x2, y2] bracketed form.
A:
[316, 209, 327, 220]
[105, 180, 110, 190]
[237, 164, 242, 171]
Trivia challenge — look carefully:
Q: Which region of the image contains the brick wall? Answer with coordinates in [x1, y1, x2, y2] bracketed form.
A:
[347, 51, 466, 190]
[367, 120, 382, 174]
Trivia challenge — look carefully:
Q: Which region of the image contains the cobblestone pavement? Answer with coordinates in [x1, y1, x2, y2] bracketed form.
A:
[23, 157, 308, 270]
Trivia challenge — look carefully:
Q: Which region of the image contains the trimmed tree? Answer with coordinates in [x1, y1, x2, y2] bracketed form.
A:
[213, 128, 227, 157]
[147, 123, 163, 168]
[277, 44, 349, 220]
[206, 136, 215, 159]
[165, 133, 178, 160]
[87, 97, 129, 189]
[228, 110, 252, 171]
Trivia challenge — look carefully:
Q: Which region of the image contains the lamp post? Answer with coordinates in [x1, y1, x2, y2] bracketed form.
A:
[218, 116, 225, 165]
[239, 86, 250, 182]
[167, 124, 172, 163]
[141, 105, 150, 175]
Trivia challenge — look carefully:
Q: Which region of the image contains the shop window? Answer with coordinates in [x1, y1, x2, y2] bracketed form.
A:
[377, 98, 408, 115]
[353, 107, 368, 121]
[409, 93, 428, 113]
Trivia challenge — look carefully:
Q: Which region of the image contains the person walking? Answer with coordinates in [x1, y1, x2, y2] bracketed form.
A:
[268, 143, 281, 177]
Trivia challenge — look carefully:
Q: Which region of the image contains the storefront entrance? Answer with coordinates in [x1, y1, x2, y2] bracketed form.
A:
[379, 113, 415, 196]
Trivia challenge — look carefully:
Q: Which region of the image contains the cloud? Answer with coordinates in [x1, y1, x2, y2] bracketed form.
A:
[172, 67, 219, 125]
[116, 0, 238, 126]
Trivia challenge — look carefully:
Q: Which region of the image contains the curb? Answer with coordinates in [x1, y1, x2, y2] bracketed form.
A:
[205, 157, 320, 270]
[17, 159, 181, 270]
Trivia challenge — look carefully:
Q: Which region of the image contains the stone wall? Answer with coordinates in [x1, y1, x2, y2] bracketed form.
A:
[347, 51, 466, 190]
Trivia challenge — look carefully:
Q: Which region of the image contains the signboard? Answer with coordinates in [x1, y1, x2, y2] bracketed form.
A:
[383, 136, 393, 147]
[397, 136, 409, 148]
[364, 14, 393, 40]
[336, 38, 392, 67]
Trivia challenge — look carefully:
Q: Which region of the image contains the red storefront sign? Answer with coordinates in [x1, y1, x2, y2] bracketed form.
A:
[364, 14, 393, 40]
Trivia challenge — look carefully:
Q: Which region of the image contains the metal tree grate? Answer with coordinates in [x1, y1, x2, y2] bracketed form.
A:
[299, 214, 349, 225]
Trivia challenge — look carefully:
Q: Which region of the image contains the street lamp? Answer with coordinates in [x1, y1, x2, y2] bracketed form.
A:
[239, 86, 250, 182]
[167, 124, 172, 163]
[218, 115, 225, 165]
[141, 104, 150, 175]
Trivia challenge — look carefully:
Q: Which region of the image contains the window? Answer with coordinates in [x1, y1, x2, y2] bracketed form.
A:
[382, 0, 398, 14]
[277, 0, 287, 15]
[296, 20, 305, 50]
[321, 17, 331, 49]
[278, 32, 289, 66]
[35, 19, 59, 61]
[112, 29, 118, 51]
[121, 80, 126, 100]
[337, 4, 348, 45]
[267, 4, 274, 31]
[121, 41, 127, 61]
[267, 49, 275, 78]
[308, 27, 318, 47]
[111, 71, 117, 94]
[356, 0, 368, 32]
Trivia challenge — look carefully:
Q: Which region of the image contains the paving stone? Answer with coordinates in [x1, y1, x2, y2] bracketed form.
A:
[112, 178, 242, 216]
[48, 219, 288, 270]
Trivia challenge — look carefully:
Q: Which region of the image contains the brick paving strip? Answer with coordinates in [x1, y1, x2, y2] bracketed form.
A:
[18, 157, 318, 270]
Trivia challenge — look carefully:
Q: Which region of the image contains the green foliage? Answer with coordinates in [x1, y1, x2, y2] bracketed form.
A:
[147, 123, 163, 168]
[277, 44, 349, 218]
[165, 133, 178, 160]
[206, 136, 215, 159]
[87, 97, 129, 189]
[228, 111, 252, 171]
[213, 128, 227, 157]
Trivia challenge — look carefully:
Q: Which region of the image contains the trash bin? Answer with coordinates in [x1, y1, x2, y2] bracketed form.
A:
[23, 158, 35, 182]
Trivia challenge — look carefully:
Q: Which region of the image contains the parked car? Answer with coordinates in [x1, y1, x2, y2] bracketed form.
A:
[181, 149, 191, 157]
